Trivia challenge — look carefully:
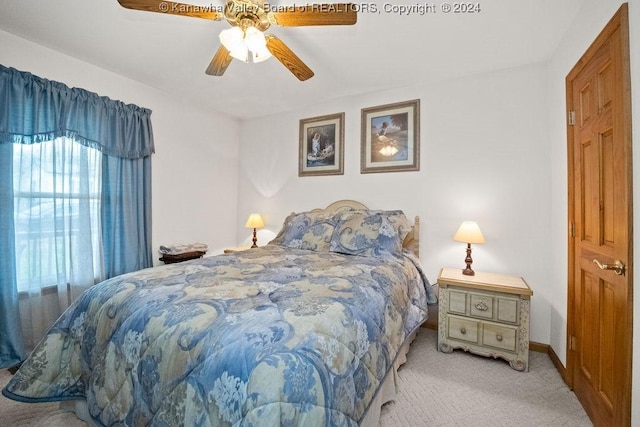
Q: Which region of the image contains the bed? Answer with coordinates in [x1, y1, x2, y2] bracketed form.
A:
[2, 200, 436, 426]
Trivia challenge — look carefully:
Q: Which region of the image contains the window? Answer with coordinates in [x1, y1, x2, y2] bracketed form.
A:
[13, 138, 103, 294]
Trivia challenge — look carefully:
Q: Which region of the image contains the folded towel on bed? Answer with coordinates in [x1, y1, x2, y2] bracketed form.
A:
[159, 243, 208, 255]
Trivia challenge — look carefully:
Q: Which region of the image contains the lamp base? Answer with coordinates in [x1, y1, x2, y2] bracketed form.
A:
[462, 267, 475, 276]
[462, 243, 475, 275]
[251, 228, 258, 248]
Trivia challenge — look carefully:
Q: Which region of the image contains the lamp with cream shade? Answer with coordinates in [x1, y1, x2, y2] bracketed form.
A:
[245, 213, 265, 248]
[453, 221, 485, 276]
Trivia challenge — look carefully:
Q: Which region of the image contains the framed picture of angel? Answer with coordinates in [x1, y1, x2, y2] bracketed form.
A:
[299, 112, 345, 177]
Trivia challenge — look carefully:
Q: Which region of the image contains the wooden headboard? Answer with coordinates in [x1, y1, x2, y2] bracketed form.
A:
[311, 199, 420, 258]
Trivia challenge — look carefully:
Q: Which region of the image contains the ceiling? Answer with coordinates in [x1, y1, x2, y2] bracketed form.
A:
[0, 0, 584, 120]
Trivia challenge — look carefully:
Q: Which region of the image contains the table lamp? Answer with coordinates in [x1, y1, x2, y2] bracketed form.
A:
[245, 213, 265, 248]
[453, 221, 485, 276]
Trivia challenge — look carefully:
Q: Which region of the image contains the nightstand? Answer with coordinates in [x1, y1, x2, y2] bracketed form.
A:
[223, 246, 252, 254]
[437, 267, 533, 371]
[159, 251, 206, 264]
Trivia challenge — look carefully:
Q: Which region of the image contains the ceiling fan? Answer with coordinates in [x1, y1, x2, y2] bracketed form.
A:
[116, 0, 357, 81]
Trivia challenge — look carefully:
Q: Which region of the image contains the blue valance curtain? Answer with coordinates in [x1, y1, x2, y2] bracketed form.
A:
[0, 65, 154, 158]
[0, 65, 155, 368]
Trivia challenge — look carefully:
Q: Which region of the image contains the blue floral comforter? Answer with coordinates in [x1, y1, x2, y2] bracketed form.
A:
[3, 245, 436, 426]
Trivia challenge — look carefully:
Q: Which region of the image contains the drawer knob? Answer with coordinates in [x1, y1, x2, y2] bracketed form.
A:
[496, 334, 503, 342]
[460, 327, 467, 335]
[474, 300, 489, 311]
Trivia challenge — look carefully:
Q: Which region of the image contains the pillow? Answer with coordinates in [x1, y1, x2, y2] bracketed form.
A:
[329, 209, 412, 257]
[269, 211, 341, 251]
[269, 212, 296, 246]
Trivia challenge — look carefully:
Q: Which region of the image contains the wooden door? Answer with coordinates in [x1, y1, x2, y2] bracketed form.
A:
[566, 4, 632, 426]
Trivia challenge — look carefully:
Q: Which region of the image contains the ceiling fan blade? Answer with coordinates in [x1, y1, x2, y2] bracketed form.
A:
[117, 0, 223, 20]
[265, 35, 314, 81]
[269, 3, 357, 26]
[205, 46, 233, 76]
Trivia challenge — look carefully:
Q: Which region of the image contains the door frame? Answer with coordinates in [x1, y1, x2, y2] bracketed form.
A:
[565, 3, 633, 424]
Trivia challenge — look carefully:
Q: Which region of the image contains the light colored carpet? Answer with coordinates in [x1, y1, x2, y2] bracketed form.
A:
[0, 383, 87, 427]
[0, 328, 591, 426]
[380, 328, 592, 426]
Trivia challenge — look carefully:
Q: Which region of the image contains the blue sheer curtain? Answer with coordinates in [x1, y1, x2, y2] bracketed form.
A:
[0, 65, 154, 368]
[13, 138, 103, 351]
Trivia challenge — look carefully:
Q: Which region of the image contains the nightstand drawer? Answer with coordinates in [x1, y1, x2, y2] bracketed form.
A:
[482, 322, 518, 352]
[470, 293, 494, 319]
[447, 316, 479, 344]
[448, 289, 467, 314]
[497, 297, 519, 323]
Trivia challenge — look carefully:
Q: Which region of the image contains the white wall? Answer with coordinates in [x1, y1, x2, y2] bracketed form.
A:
[0, 30, 241, 260]
[547, 0, 640, 422]
[237, 63, 553, 344]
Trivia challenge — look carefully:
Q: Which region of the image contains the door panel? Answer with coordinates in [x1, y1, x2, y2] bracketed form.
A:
[579, 139, 596, 243]
[566, 4, 632, 426]
[577, 270, 596, 380]
[601, 129, 615, 247]
[600, 279, 615, 407]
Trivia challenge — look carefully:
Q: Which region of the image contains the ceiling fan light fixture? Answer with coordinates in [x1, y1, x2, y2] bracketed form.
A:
[244, 26, 266, 52]
[219, 27, 244, 51]
[230, 46, 249, 62]
[219, 27, 249, 62]
[219, 25, 268, 64]
[252, 45, 272, 63]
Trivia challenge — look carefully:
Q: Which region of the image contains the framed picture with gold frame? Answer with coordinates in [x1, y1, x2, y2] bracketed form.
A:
[299, 112, 345, 177]
[361, 99, 420, 173]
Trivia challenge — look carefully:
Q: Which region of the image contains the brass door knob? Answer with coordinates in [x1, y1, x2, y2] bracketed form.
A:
[593, 259, 625, 275]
